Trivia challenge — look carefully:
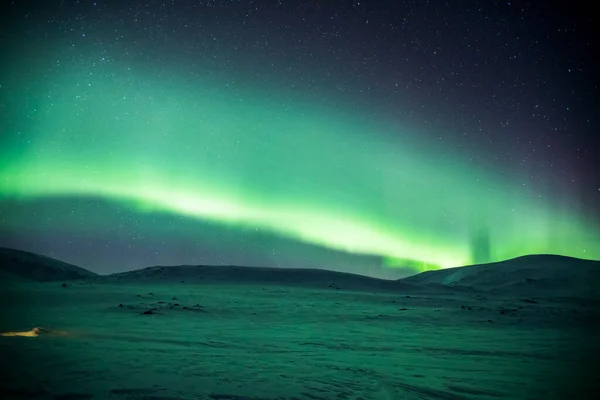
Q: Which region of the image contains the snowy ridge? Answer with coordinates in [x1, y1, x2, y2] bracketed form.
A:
[404, 254, 600, 297]
[0, 247, 97, 282]
[1, 247, 598, 297]
[99, 264, 427, 292]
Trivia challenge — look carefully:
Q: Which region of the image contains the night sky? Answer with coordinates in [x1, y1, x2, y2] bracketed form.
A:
[0, 0, 598, 277]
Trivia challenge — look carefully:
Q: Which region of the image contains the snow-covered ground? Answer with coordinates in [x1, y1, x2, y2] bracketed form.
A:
[1, 276, 598, 400]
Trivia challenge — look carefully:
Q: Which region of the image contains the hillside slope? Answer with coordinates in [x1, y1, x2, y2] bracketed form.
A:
[0, 247, 97, 282]
[100, 264, 430, 292]
[403, 254, 600, 297]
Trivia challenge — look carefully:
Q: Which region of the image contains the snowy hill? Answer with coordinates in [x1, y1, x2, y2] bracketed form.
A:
[2, 246, 597, 297]
[100, 264, 425, 292]
[0, 247, 97, 282]
[403, 254, 600, 297]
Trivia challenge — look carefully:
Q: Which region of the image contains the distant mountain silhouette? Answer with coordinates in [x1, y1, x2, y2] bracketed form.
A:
[403, 254, 600, 297]
[0, 247, 97, 282]
[1, 247, 597, 297]
[100, 264, 425, 292]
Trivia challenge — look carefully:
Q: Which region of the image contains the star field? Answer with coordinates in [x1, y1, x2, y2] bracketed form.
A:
[0, 0, 598, 276]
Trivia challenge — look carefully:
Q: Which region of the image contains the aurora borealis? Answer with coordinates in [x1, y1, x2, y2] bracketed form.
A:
[1, 1, 598, 276]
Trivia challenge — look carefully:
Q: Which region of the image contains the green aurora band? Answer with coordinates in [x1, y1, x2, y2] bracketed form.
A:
[1, 64, 599, 271]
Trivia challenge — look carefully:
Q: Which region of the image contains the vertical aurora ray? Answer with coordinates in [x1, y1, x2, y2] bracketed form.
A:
[1, 62, 598, 271]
